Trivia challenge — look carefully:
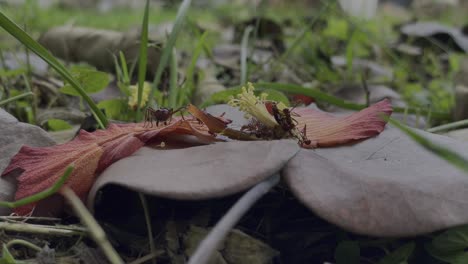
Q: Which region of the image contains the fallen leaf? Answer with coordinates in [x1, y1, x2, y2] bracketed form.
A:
[294, 99, 392, 148]
[1, 118, 218, 215]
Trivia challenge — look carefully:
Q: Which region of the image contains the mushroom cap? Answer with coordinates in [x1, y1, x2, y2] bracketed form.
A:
[88, 140, 299, 211]
[283, 126, 468, 237]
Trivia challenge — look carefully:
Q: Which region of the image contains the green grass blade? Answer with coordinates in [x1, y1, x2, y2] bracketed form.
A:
[178, 31, 209, 106]
[138, 193, 157, 264]
[168, 48, 178, 108]
[113, 54, 123, 83]
[22, 73, 37, 123]
[136, 0, 150, 121]
[0, 92, 33, 106]
[0, 165, 74, 209]
[119, 51, 130, 85]
[279, 1, 335, 62]
[253, 82, 450, 120]
[240, 25, 254, 85]
[428, 119, 468, 133]
[61, 187, 124, 264]
[387, 117, 468, 173]
[202, 82, 449, 120]
[148, 0, 192, 107]
[256, 82, 364, 109]
[0, 11, 107, 128]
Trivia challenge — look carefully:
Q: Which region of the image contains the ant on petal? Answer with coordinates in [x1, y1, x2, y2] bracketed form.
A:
[144, 107, 185, 127]
[270, 102, 300, 135]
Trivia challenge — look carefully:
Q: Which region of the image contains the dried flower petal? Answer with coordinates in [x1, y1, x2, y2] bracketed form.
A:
[2, 119, 218, 215]
[293, 99, 393, 148]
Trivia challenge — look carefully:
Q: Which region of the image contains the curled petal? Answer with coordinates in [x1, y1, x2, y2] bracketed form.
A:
[294, 99, 392, 148]
[187, 104, 254, 140]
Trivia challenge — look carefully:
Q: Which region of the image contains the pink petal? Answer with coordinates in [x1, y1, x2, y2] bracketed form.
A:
[293, 99, 392, 148]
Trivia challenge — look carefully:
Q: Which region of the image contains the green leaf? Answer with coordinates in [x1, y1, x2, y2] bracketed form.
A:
[449, 53, 462, 73]
[60, 68, 109, 96]
[200, 87, 243, 108]
[427, 239, 468, 264]
[0, 244, 16, 264]
[0, 68, 27, 78]
[47, 119, 72, 131]
[377, 242, 415, 264]
[262, 89, 290, 106]
[97, 99, 127, 120]
[334, 240, 360, 264]
[433, 225, 468, 252]
[323, 18, 348, 40]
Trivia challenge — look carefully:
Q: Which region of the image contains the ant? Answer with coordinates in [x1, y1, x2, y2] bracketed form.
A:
[298, 124, 312, 146]
[270, 102, 299, 134]
[144, 107, 185, 127]
[270, 102, 312, 146]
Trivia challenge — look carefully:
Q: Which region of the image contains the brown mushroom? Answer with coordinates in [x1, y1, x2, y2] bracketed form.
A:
[87, 140, 299, 211]
[283, 126, 468, 237]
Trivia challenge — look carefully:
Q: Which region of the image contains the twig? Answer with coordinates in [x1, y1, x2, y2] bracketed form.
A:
[0, 216, 61, 222]
[188, 173, 280, 264]
[0, 222, 86, 236]
[139, 193, 157, 264]
[128, 251, 165, 264]
[60, 187, 124, 264]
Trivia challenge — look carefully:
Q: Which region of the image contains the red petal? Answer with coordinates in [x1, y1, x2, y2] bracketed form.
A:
[8, 143, 103, 215]
[2, 120, 218, 215]
[292, 94, 315, 105]
[294, 99, 392, 148]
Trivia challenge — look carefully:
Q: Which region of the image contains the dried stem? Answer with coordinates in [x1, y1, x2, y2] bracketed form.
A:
[0, 222, 86, 236]
[139, 193, 157, 264]
[60, 187, 124, 264]
[188, 173, 280, 264]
